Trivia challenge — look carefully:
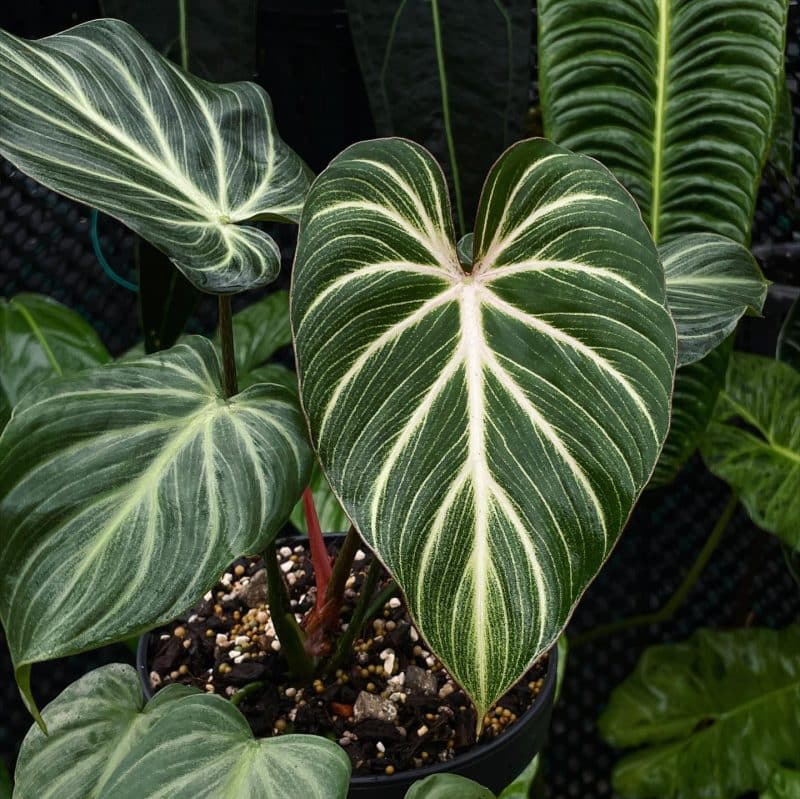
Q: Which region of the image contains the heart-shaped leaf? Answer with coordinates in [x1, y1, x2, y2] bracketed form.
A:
[0, 293, 110, 428]
[14, 664, 196, 798]
[599, 626, 800, 799]
[14, 663, 350, 799]
[405, 774, 495, 799]
[0, 19, 310, 293]
[0, 337, 311, 721]
[539, 0, 788, 246]
[650, 338, 732, 488]
[700, 352, 800, 549]
[662, 234, 767, 367]
[292, 137, 676, 715]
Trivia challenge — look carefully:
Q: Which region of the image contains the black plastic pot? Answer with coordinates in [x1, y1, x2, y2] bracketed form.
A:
[137, 535, 557, 799]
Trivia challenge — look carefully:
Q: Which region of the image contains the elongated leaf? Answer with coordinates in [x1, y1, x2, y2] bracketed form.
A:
[13, 663, 348, 799]
[290, 460, 351, 535]
[599, 626, 800, 799]
[662, 234, 767, 366]
[0, 293, 110, 428]
[539, 0, 788, 244]
[346, 0, 531, 230]
[768, 75, 795, 183]
[649, 338, 731, 488]
[405, 774, 495, 799]
[13, 664, 196, 799]
[498, 756, 541, 799]
[763, 769, 800, 799]
[0, 337, 311, 721]
[100, 0, 257, 82]
[700, 353, 800, 549]
[292, 137, 676, 715]
[778, 296, 800, 371]
[0, 19, 310, 293]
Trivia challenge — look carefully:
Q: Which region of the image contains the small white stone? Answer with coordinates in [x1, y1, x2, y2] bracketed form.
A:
[225, 686, 236, 697]
[285, 687, 297, 698]
[280, 560, 294, 574]
[203, 591, 213, 602]
[384, 653, 396, 675]
[387, 673, 405, 689]
[271, 639, 282, 652]
[234, 655, 246, 664]
[286, 573, 298, 585]
[409, 627, 419, 642]
[354, 549, 366, 561]
[416, 725, 429, 737]
[229, 649, 242, 659]
[438, 683, 455, 699]
[376, 741, 385, 753]
[293, 545, 304, 554]
[388, 597, 402, 609]
[149, 671, 162, 688]
[188, 614, 198, 623]
[221, 572, 233, 587]
[216, 634, 231, 648]
[235, 635, 250, 647]
[160, 634, 170, 641]
[425, 655, 435, 668]
[279, 546, 293, 557]
[379, 648, 394, 660]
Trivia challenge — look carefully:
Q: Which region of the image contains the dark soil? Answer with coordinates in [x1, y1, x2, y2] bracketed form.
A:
[146, 540, 548, 777]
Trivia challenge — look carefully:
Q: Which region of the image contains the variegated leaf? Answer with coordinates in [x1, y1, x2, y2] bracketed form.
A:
[0, 19, 310, 293]
[662, 234, 767, 367]
[0, 337, 311, 721]
[778, 297, 800, 372]
[539, 0, 788, 245]
[14, 664, 349, 799]
[292, 137, 676, 715]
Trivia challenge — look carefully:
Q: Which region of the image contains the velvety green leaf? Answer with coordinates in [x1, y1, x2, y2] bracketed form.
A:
[498, 756, 541, 799]
[293, 137, 676, 715]
[0, 337, 311, 721]
[0, 293, 110, 428]
[405, 774, 495, 799]
[346, 0, 531, 231]
[600, 626, 800, 799]
[136, 238, 198, 353]
[763, 768, 800, 799]
[290, 460, 350, 535]
[100, 0, 257, 82]
[13, 664, 195, 799]
[700, 353, 800, 549]
[650, 339, 731, 488]
[0, 19, 310, 293]
[768, 75, 795, 183]
[662, 234, 768, 366]
[97, 691, 350, 799]
[777, 296, 800, 371]
[539, 0, 788, 244]
[219, 290, 292, 377]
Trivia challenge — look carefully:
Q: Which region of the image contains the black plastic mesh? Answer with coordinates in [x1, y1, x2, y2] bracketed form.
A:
[1, 2, 799, 795]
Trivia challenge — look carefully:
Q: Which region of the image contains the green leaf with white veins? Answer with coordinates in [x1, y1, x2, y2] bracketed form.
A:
[98, 691, 351, 799]
[0, 19, 310, 294]
[0, 337, 311, 723]
[292, 137, 676, 716]
[538, 0, 788, 246]
[662, 234, 767, 367]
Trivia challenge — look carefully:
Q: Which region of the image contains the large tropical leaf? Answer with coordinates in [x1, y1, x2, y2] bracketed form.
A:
[0, 337, 311, 722]
[662, 234, 767, 366]
[777, 296, 800, 371]
[763, 769, 800, 799]
[649, 338, 731, 488]
[346, 0, 531, 232]
[0, 293, 110, 428]
[13, 664, 349, 799]
[538, 0, 788, 245]
[0, 19, 310, 293]
[700, 353, 800, 549]
[292, 137, 676, 715]
[599, 626, 800, 799]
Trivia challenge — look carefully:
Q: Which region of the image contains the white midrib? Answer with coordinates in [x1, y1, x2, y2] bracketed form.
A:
[459, 282, 491, 699]
[651, 0, 670, 244]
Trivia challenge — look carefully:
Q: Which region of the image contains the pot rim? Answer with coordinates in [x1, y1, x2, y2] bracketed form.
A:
[136, 534, 559, 788]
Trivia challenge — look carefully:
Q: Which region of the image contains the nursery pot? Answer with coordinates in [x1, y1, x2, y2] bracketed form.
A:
[137, 535, 558, 799]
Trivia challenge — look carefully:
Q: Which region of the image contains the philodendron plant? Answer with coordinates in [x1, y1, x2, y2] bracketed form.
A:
[0, 14, 775, 798]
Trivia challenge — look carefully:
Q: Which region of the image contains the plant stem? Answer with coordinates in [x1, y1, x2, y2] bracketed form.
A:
[325, 555, 384, 676]
[572, 492, 739, 647]
[218, 296, 238, 398]
[230, 681, 265, 707]
[263, 539, 315, 681]
[178, 0, 189, 71]
[304, 488, 332, 607]
[324, 525, 360, 606]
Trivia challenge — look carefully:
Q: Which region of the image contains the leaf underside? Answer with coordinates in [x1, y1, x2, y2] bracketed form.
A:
[292, 137, 676, 714]
[0, 338, 311, 719]
[0, 19, 310, 293]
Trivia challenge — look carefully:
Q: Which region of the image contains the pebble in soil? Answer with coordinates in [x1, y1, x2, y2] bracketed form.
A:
[147, 542, 548, 777]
